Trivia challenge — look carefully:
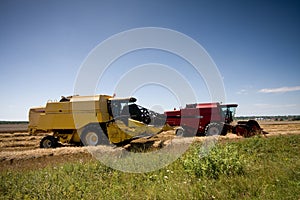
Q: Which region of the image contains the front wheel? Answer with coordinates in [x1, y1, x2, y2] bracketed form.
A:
[80, 124, 109, 146]
[205, 123, 222, 136]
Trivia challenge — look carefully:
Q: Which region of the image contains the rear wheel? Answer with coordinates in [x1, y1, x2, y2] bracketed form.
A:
[40, 135, 58, 148]
[80, 124, 109, 146]
[205, 123, 222, 136]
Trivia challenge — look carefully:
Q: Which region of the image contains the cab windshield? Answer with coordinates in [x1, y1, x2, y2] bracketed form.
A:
[109, 100, 133, 118]
[221, 105, 237, 123]
[109, 99, 152, 124]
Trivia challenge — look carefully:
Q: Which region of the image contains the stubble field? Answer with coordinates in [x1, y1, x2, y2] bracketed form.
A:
[0, 121, 299, 171]
[0, 121, 300, 199]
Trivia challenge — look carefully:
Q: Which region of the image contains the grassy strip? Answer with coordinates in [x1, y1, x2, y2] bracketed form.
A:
[1, 135, 299, 200]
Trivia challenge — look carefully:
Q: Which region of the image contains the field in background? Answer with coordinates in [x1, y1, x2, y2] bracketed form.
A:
[0, 123, 28, 133]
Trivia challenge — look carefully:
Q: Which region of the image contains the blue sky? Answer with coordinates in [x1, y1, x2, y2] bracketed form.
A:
[0, 0, 299, 120]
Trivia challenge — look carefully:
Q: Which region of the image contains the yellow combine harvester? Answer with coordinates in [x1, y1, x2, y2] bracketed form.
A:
[29, 95, 172, 148]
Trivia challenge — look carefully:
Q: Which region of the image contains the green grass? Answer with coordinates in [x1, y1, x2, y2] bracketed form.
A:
[1, 135, 300, 200]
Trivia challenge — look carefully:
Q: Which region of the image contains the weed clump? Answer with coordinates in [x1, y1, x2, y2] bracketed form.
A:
[181, 143, 246, 179]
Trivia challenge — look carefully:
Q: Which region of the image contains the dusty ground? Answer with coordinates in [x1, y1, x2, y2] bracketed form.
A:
[0, 121, 299, 171]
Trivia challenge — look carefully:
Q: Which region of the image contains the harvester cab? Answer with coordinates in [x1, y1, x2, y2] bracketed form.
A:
[220, 104, 238, 124]
[108, 97, 152, 124]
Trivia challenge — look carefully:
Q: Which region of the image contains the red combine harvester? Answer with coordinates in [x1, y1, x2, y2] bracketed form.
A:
[165, 102, 263, 137]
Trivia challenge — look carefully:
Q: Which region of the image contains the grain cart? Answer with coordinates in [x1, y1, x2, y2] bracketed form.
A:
[165, 102, 263, 137]
[29, 95, 171, 148]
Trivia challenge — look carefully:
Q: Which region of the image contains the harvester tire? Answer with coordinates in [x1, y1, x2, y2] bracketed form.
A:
[175, 127, 185, 137]
[81, 124, 109, 146]
[205, 123, 222, 136]
[40, 136, 58, 148]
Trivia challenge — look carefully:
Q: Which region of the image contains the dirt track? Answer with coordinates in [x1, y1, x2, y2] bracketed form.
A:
[0, 121, 299, 171]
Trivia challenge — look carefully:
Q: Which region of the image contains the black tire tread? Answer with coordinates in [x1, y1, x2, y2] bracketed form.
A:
[80, 124, 109, 146]
[40, 135, 58, 148]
